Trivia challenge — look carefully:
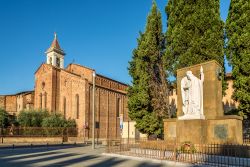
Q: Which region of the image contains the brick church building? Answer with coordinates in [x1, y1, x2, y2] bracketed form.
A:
[1, 34, 143, 140]
[35, 34, 131, 139]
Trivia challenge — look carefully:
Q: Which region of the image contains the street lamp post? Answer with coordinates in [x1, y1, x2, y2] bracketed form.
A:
[92, 71, 96, 149]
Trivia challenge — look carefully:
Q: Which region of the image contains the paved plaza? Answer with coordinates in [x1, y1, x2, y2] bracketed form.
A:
[0, 145, 177, 167]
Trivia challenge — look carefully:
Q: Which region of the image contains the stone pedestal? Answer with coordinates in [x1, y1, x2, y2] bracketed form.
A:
[164, 60, 243, 144]
[164, 115, 243, 144]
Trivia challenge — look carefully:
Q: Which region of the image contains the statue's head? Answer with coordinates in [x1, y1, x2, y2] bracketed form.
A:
[186, 71, 193, 80]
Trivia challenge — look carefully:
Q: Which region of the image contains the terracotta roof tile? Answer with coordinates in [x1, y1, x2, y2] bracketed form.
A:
[46, 33, 65, 55]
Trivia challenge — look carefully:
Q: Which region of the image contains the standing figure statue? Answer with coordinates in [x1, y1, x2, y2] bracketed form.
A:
[178, 66, 205, 120]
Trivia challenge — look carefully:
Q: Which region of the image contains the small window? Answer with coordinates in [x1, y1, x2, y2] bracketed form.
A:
[76, 94, 79, 119]
[63, 97, 66, 118]
[42, 82, 45, 89]
[116, 98, 121, 118]
[40, 93, 42, 109]
[49, 57, 52, 64]
[56, 57, 60, 67]
[44, 92, 47, 109]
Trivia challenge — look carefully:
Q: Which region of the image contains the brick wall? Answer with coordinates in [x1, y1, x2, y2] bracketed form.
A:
[34, 64, 54, 111]
[59, 69, 86, 132]
[0, 96, 5, 109]
[86, 84, 128, 139]
[5, 95, 17, 114]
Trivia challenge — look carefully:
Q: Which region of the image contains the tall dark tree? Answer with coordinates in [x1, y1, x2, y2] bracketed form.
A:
[225, 0, 250, 118]
[165, 0, 224, 76]
[128, 1, 170, 137]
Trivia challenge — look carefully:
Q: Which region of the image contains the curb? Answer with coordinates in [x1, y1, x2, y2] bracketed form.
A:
[0, 143, 86, 149]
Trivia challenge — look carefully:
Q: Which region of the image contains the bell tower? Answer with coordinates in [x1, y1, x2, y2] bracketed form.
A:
[45, 33, 65, 68]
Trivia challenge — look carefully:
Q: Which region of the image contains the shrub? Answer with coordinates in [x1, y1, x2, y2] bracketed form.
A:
[18, 109, 49, 127]
[179, 141, 196, 153]
[41, 114, 77, 128]
[65, 118, 77, 128]
[0, 108, 9, 128]
[17, 109, 77, 131]
[41, 114, 77, 136]
[41, 113, 65, 128]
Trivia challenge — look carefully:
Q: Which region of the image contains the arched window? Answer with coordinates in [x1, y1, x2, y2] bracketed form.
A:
[76, 94, 79, 119]
[49, 57, 52, 64]
[63, 97, 66, 118]
[56, 57, 60, 67]
[116, 98, 121, 118]
[40, 93, 42, 109]
[44, 92, 47, 109]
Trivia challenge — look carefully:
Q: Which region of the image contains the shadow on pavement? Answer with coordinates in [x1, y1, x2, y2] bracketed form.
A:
[136, 162, 163, 167]
[0, 146, 180, 167]
[87, 157, 126, 167]
[43, 155, 99, 166]
[0, 144, 86, 158]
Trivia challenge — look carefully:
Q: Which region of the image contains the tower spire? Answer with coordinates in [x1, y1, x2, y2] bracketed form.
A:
[54, 32, 57, 39]
[46, 33, 64, 54]
[45, 33, 65, 68]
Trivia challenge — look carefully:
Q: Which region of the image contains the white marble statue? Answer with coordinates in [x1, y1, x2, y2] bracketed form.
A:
[178, 66, 205, 120]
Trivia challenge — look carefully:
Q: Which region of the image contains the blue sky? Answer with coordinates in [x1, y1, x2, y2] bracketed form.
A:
[0, 0, 230, 95]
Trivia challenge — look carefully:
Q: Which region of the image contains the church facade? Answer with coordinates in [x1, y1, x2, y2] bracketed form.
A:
[34, 34, 130, 139]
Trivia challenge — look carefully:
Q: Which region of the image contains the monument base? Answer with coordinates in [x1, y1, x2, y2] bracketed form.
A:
[178, 114, 205, 120]
[164, 115, 243, 144]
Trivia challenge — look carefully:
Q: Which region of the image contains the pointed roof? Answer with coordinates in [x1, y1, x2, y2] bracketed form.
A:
[45, 33, 65, 55]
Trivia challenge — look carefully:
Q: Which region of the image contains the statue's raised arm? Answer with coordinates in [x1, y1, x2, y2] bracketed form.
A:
[200, 66, 204, 83]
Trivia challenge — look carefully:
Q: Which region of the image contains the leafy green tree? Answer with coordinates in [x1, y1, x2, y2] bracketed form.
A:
[41, 114, 76, 128]
[41, 114, 64, 127]
[0, 108, 9, 128]
[18, 109, 76, 128]
[18, 109, 49, 127]
[225, 0, 250, 118]
[65, 118, 77, 128]
[165, 0, 224, 79]
[128, 1, 169, 137]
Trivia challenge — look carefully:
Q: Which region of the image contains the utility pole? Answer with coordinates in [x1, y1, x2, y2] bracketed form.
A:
[92, 71, 96, 149]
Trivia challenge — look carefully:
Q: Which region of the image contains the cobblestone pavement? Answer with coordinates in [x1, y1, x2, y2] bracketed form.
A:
[0, 145, 172, 167]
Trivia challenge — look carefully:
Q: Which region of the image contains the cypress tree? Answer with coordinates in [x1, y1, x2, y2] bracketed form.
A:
[165, 0, 224, 76]
[128, 1, 169, 137]
[225, 0, 250, 118]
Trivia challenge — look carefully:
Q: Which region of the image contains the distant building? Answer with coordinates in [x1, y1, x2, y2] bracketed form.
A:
[0, 91, 34, 116]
